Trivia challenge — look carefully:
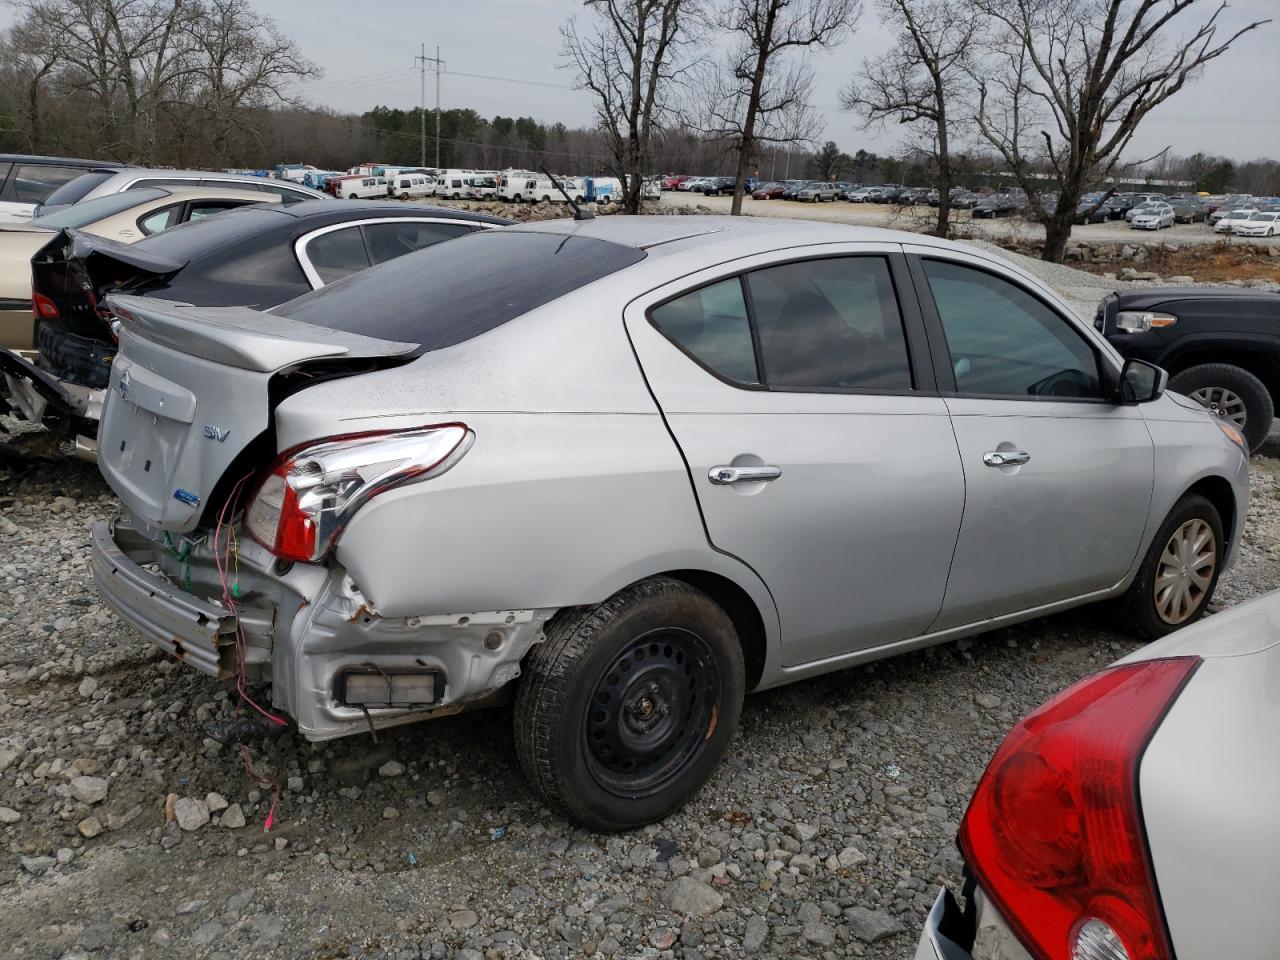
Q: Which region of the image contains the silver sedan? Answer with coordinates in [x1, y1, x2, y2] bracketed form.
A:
[916, 588, 1280, 960]
[88, 216, 1249, 830]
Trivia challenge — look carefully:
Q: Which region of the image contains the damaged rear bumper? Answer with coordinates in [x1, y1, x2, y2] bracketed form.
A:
[91, 513, 553, 740]
[1, 346, 105, 443]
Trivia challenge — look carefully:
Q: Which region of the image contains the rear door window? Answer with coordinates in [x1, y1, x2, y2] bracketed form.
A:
[648, 256, 914, 392]
[747, 257, 912, 390]
[304, 226, 371, 283]
[362, 221, 474, 265]
[138, 205, 182, 235]
[650, 278, 758, 384]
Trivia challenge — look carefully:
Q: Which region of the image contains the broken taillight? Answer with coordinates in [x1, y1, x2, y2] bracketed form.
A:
[32, 292, 59, 319]
[959, 657, 1199, 960]
[243, 424, 472, 563]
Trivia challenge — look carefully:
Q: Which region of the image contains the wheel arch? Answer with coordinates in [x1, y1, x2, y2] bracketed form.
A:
[1184, 474, 1237, 554]
[1162, 344, 1280, 408]
[658, 569, 768, 691]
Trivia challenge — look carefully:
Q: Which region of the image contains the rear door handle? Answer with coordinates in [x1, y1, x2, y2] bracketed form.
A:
[983, 450, 1031, 467]
[708, 465, 782, 485]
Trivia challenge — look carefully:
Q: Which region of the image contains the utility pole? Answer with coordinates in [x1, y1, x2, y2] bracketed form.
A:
[415, 44, 445, 168]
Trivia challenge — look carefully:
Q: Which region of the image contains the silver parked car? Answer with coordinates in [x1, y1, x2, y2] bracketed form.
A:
[89, 217, 1249, 830]
[916, 588, 1280, 960]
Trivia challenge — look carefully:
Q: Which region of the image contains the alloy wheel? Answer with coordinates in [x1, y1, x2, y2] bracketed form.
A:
[1188, 386, 1248, 429]
[1154, 518, 1217, 625]
[584, 628, 721, 798]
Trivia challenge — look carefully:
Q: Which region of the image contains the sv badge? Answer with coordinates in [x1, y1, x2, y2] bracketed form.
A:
[203, 425, 231, 442]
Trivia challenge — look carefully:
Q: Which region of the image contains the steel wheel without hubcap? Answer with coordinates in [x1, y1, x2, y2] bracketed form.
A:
[1154, 518, 1217, 625]
[1189, 386, 1248, 429]
[584, 628, 721, 798]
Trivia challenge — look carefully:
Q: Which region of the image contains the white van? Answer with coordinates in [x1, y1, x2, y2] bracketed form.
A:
[339, 176, 388, 199]
[466, 175, 498, 200]
[391, 174, 435, 199]
[433, 172, 471, 199]
[499, 175, 539, 202]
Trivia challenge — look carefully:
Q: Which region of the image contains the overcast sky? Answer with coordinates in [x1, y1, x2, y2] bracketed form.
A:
[5, 0, 1277, 162]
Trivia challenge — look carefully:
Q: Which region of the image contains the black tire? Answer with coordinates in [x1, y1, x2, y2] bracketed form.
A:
[1169, 363, 1273, 453]
[514, 577, 745, 832]
[1118, 494, 1224, 639]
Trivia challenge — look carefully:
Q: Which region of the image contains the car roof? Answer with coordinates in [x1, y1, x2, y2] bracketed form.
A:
[0, 153, 122, 167]
[501, 214, 945, 257]
[141, 185, 284, 204]
[265, 199, 509, 223]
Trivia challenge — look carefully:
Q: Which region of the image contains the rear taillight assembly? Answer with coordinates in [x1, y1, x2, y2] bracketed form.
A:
[244, 424, 471, 563]
[32, 292, 59, 319]
[959, 657, 1199, 960]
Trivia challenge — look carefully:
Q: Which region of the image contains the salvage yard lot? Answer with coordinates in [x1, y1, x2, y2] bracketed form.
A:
[1, 430, 1279, 960]
[658, 191, 1280, 249]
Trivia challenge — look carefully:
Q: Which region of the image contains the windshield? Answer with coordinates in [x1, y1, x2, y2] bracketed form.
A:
[30, 187, 168, 228]
[279, 230, 647, 353]
[1249, 212, 1278, 221]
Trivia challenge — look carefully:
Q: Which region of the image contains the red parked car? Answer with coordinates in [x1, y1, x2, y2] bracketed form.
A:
[661, 175, 690, 190]
[751, 182, 787, 199]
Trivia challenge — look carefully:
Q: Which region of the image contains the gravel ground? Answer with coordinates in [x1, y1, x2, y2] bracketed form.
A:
[2, 262, 1280, 960]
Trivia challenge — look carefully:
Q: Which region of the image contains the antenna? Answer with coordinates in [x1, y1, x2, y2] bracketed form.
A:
[541, 165, 592, 221]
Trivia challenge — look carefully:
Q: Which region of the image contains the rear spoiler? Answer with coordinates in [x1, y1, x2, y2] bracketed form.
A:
[106, 295, 419, 373]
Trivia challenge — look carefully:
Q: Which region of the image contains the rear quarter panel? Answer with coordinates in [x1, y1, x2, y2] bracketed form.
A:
[272, 274, 781, 641]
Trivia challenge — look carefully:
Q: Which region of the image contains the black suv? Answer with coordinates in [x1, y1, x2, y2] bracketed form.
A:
[702, 176, 736, 196]
[1096, 287, 1280, 451]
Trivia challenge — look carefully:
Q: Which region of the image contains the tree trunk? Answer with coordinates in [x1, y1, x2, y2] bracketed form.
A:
[27, 77, 41, 152]
[934, 157, 951, 238]
[1041, 213, 1075, 263]
[730, 139, 754, 215]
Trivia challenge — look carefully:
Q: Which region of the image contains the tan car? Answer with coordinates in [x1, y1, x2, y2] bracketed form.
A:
[0, 186, 275, 349]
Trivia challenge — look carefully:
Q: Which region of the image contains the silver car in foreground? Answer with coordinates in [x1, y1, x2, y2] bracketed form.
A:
[89, 216, 1249, 830]
[916, 589, 1280, 960]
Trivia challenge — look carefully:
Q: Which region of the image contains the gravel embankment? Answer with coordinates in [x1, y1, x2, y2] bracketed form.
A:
[2, 255, 1279, 959]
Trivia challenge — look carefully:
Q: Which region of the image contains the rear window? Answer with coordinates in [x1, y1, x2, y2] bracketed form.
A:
[39, 170, 118, 207]
[133, 205, 288, 259]
[280, 230, 646, 352]
[30, 187, 168, 228]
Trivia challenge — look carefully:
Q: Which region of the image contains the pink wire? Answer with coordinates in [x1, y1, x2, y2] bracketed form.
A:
[212, 471, 286, 830]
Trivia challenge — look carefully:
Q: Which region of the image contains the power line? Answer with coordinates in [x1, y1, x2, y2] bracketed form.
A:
[442, 68, 576, 92]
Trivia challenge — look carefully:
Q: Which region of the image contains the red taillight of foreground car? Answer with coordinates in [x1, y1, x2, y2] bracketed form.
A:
[959, 656, 1200, 960]
[32, 292, 60, 319]
[244, 424, 472, 563]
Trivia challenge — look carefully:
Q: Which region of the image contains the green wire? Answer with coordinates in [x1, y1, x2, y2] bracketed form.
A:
[163, 531, 192, 593]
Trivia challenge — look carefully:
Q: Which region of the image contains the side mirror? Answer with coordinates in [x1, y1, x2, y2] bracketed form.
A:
[1116, 358, 1167, 404]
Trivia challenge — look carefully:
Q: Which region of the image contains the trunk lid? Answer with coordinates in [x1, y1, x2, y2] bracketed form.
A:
[32, 228, 187, 387]
[99, 294, 417, 533]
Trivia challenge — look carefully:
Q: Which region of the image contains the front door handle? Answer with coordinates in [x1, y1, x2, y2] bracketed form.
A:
[708, 465, 782, 485]
[983, 450, 1031, 467]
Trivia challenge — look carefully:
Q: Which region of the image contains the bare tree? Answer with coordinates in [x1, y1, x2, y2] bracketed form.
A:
[972, 0, 1270, 262]
[562, 0, 701, 214]
[706, 0, 858, 214]
[843, 0, 976, 236]
[4, 0, 316, 164]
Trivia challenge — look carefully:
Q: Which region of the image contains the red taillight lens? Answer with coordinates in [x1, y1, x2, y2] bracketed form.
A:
[959, 657, 1199, 960]
[32, 292, 59, 319]
[244, 424, 471, 563]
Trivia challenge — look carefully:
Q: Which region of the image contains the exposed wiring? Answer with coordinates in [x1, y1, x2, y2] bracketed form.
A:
[212, 471, 287, 830]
